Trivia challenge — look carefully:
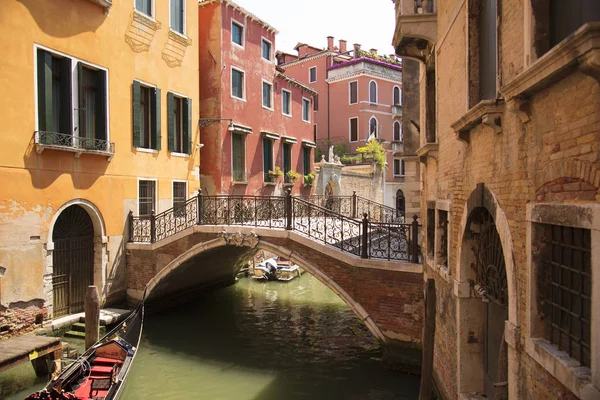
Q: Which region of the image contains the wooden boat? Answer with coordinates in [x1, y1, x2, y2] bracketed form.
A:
[252, 256, 303, 281]
[25, 301, 144, 400]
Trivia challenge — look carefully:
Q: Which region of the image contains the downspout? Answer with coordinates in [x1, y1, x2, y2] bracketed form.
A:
[327, 55, 331, 145]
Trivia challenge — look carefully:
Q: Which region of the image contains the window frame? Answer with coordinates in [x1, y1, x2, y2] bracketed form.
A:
[309, 66, 317, 83]
[134, 0, 154, 18]
[230, 66, 246, 101]
[231, 19, 244, 48]
[169, 0, 186, 36]
[369, 80, 378, 104]
[302, 97, 311, 122]
[349, 117, 359, 143]
[262, 79, 273, 111]
[166, 90, 191, 155]
[132, 79, 160, 151]
[349, 80, 358, 105]
[171, 180, 187, 216]
[137, 178, 157, 216]
[282, 89, 292, 117]
[393, 85, 401, 106]
[393, 120, 402, 142]
[261, 37, 272, 61]
[369, 116, 378, 139]
[231, 131, 247, 183]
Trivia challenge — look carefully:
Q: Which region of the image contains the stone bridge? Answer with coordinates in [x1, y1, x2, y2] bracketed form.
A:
[125, 194, 423, 368]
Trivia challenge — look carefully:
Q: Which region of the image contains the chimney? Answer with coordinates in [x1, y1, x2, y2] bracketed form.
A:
[339, 39, 347, 53]
[353, 43, 361, 58]
[327, 36, 335, 51]
[370, 48, 378, 55]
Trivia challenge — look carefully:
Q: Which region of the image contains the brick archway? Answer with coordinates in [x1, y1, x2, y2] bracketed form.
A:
[142, 233, 387, 343]
[535, 159, 599, 197]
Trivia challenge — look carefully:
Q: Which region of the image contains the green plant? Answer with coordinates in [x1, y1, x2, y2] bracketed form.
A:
[356, 139, 387, 169]
[285, 170, 301, 181]
[340, 154, 361, 165]
[268, 166, 284, 177]
[303, 171, 316, 187]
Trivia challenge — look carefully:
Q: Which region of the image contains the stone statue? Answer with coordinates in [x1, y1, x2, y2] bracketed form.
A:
[328, 145, 335, 163]
[320, 154, 326, 163]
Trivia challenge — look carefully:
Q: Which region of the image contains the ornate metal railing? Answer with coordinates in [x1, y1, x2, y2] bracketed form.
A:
[34, 131, 115, 155]
[129, 191, 420, 263]
[356, 195, 405, 224]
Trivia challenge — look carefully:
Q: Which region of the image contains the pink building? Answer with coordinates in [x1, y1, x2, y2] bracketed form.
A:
[198, 0, 316, 196]
[278, 38, 410, 215]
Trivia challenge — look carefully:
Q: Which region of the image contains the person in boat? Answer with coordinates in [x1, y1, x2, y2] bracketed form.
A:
[263, 257, 278, 281]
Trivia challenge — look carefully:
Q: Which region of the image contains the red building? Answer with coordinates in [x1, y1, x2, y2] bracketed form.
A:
[198, 0, 316, 196]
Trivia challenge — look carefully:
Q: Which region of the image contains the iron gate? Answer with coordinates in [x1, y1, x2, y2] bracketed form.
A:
[52, 205, 94, 317]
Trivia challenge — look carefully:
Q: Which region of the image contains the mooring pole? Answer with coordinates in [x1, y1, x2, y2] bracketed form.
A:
[418, 278, 436, 400]
[85, 285, 100, 350]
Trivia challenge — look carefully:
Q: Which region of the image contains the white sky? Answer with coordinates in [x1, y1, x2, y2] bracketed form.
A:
[232, 0, 397, 56]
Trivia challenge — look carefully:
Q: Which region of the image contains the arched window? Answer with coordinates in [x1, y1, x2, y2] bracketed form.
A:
[369, 117, 378, 139]
[393, 86, 401, 106]
[369, 81, 377, 103]
[395, 189, 405, 217]
[393, 121, 402, 141]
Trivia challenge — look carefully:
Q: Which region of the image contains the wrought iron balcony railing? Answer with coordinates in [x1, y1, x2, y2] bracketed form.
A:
[34, 131, 115, 159]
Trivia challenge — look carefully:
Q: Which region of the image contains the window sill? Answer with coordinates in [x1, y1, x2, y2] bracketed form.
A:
[284, 183, 295, 187]
[232, 42, 245, 50]
[262, 105, 274, 112]
[231, 95, 247, 103]
[135, 147, 159, 154]
[451, 99, 504, 144]
[282, 113, 292, 118]
[525, 338, 599, 399]
[416, 142, 438, 163]
[501, 23, 600, 106]
[133, 9, 161, 30]
[232, 180, 248, 185]
[170, 152, 190, 158]
[168, 29, 192, 47]
[263, 182, 277, 186]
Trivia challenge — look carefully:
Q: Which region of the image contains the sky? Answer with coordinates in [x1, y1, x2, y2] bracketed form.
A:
[232, 0, 397, 56]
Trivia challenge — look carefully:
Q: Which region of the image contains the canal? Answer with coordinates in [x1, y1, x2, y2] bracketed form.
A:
[1, 274, 419, 399]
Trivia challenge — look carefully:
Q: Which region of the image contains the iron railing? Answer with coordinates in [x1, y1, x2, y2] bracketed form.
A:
[129, 191, 420, 262]
[35, 131, 115, 155]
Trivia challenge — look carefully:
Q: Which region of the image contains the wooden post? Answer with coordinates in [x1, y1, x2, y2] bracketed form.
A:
[418, 278, 436, 400]
[85, 285, 100, 350]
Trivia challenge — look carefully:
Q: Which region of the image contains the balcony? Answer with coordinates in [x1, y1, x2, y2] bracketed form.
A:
[392, 0, 437, 65]
[34, 131, 115, 160]
[392, 105, 403, 117]
[391, 141, 404, 153]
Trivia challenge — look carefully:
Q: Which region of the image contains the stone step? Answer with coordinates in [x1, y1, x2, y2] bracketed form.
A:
[71, 322, 86, 332]
[64, 330, 86, 339]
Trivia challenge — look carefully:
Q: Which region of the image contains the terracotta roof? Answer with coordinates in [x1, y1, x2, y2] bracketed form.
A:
[198, 0, 278, 33]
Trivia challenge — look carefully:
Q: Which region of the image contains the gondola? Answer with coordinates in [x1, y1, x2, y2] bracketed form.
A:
[25, 299, 144, 400]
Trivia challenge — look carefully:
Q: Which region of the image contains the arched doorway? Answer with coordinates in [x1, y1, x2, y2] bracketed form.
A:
[52, 205, 95, 317]
[464, 207, 508, 399]
[395, 189, 405, 217]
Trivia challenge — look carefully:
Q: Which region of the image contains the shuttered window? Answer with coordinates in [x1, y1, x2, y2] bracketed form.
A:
[170, 0, 184, 35]
[37, 49, 72, 138]
[232, 133, 246, 182]
[262, 137, 274, 182]
[349, 81, 358, 104]
[303, 147, 311, 176]
[78, 63, 107, 143]
[132, 80, 161, 150]
[167, 92, 191, 154]
[349, 117, 358, 142]
[283, 143, 292, 183]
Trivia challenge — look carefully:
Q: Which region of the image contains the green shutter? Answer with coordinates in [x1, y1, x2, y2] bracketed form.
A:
[95, 69, 107, 141]
[167, 92, 175, 152]
[37, 49, 53, 135]
[283, 144, 291, 174]
[59, 57, 72, 135]
[132, 80, 141, 147]
[151, 87, 161, 150]
[182, 97, 192, 154]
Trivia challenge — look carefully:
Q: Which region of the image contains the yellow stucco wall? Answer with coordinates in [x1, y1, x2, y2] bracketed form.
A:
[0, 0, 200, 310]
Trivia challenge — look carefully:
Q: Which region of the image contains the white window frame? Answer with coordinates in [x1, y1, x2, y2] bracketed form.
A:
[231, 19, 245, 48]
[368, 116, 378, 139]
[369, 80, 378, 104]
[393, 85, 401, 106]
[231, 131, 247, 182]
[282, 89, 292, 117]
[349, 80, 358, 105]
[33, 44, 111, 143]
[526, 203, 600, 398]
[261, 37, 272, 61]
[309, 66, 317, 83]
[171, 180, 187, 209]
[393, 120, 402, 142]
[302, 97, 311, 122]
[261, 79, 274, 111]
[393, 159, 401, 176]
[169, 0, 186, 37]
[137, 177, 158, 215]
[349, 117, 359, 143]
[230, 66, 246, 101]
[134, 0, 155, 19]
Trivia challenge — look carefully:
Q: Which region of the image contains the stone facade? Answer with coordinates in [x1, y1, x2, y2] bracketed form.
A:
[394, 0, 600, 399]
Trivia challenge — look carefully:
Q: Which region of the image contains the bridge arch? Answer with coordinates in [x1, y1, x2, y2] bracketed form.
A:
[143, 234, 386, 343]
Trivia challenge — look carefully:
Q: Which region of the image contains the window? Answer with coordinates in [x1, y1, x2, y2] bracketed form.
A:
[232, 132, 246, 182]
[549, 1, 600, 50]
[302, 98, 311, 122]
[303, 146, 311, 176]
[393, 121, 402, 141]
[309, 67, 316, 83]
[427, 206, 435, 259]
[135, 0, 152, 17]
[393, 159, 405, 176]
[395, 189, 405, 217]
[167, 92, 191, 154]
[479, 0, 497, 100]
[283, 143, 292, 184]
[349, 117, 358, 142]
[282, 89, 291, 116]
[262, 81, 273, 109]
[132, 80, 161, 150]
[231, 20, 243, 46]
[369, 117, 378, 139]
[349, 81, 358, 104]
[231, 68, 245, 100]
[262, 137, 274, 182]
[313, 124, 317, 142]
[369, 81, 377, 103]
[172, 181, 187, 217]
[261, 38, 272, 60]
[393, 86, 401, 105]
[138, 180, 156, 216]
[170, 0, 185, 35]
[36, 48, 108, 149]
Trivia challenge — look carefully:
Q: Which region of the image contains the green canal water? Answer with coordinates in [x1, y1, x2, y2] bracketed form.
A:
[1, 274, 419, 399]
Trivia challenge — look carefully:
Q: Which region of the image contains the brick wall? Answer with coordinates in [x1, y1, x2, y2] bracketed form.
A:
[0, 303, 48, 340]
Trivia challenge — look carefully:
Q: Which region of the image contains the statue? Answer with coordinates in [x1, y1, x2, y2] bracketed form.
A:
[328, 145, 335, 163]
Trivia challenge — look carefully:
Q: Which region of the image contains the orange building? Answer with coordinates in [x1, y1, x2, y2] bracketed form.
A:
[0, 0, 199, 336]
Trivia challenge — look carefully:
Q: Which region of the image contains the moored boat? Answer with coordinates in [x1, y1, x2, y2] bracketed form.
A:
[252, 256, 303, 281]
[25, 301, 144, 400]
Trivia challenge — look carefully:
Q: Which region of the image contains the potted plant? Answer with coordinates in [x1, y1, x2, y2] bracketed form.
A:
[285, 170, 300, 184]
[266, 166, 284, 182]
[303, 171, 316, 188]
